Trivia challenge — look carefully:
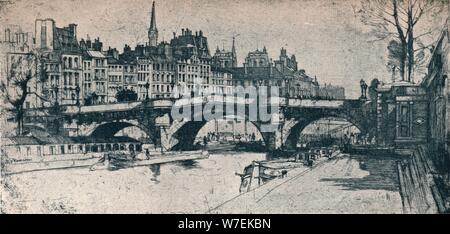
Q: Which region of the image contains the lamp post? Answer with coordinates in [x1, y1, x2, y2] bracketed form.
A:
[75, 85, 80, 106]
[64, 87, 68, 105]
[52, 84, 59, 106]
[170, 81, 175, 99]
[145, 81, 150, 100]
[360, 79, 368, 100]
[71, 91, 76, 105]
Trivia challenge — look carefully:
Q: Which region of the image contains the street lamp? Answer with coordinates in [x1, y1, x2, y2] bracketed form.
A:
[360, 79, 368, 100]
[71, 91, 76, 105]
[75, 85, 80, 106]
[52, 84, 59, 106]
[170, 80, 175, 99]
[145, 81, 150, 100]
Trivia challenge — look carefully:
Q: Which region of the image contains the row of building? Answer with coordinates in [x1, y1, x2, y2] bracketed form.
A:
[0, 1, 345, 109]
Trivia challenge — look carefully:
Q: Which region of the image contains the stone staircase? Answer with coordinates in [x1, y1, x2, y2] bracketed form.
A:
[397, 146, 447, 213]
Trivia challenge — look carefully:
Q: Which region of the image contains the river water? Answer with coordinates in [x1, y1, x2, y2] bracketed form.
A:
[2, 151, 266, 213]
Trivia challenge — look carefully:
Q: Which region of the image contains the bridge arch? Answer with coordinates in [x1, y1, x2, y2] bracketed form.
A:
[89, 120, 153, 141]
[165, 119, 268, 150]
[282, 109, 368, 148]
[23, 124, 51, 136]
[165, 115, 272, 151]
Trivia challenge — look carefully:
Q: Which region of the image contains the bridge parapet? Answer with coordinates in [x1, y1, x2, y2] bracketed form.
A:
[64, 102, 142, 114]
[29, 97, 365, 117]
[287, 99, 345, 108]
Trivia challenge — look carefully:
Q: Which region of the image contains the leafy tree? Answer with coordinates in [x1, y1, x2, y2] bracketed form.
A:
[84, 92, 98, 106]
[358, 0, 448, 82]
[115, 88, 138, 102]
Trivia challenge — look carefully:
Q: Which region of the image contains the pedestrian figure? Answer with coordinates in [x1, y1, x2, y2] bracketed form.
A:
[281, 170, 288, 178]
[203, 136, 208, 146]
[145, 149, 150, 160]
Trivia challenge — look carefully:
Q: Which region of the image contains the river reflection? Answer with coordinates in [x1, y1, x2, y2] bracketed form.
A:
[5, 151, 267, 213]
[135, 152, 267, 213]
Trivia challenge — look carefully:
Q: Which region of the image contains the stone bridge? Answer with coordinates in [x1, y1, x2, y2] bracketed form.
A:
[23, 96, 374, 151]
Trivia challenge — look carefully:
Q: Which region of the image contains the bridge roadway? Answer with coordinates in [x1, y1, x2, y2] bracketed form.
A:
[46, 97, 354, 115]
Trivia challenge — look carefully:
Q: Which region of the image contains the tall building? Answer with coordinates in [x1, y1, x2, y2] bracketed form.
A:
[35, 18, 78, 52]
[82, 50, 108, 104]
[148, 1, 158, 47]
[274, 47, 298, 72]
[243, 47, 270, 68]
[170, 28, 210, 59]
[34, 19, 83, 106]
[212, 36, 237, 69]
[0, 24, 33, 53]
[107, 57, 124, 102]
[79, 36, 103, 52]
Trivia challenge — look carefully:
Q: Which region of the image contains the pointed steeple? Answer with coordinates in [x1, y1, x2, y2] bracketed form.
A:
[150, 1, 156, 30]
[148, 1, 158, 47]
[231, 36, 237, 67]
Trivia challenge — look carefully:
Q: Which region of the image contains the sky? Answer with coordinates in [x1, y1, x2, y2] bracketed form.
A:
[1, 0, 446, 98]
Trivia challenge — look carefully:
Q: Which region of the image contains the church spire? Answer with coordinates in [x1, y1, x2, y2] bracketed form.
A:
[231, 36, 237, 67]
[148, 1, 158, 46]
[150, 1, 156, 30]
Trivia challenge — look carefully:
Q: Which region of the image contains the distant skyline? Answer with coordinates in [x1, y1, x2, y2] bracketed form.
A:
[1, 0, 446, 98]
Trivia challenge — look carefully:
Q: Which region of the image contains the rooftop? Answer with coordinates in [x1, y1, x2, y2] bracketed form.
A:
[86, 50, 106, 58]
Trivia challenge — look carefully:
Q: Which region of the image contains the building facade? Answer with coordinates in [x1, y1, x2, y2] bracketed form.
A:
[244, 47, 270, 68]
[375, 81, 428, 147]
[421, 23, 450, 174]
[82, 50, 108, 104]
[34, 18, 84, 106]
[212, 37, 237, 69]
[107, 57, 124, 102]
[17, 1, 343, 109]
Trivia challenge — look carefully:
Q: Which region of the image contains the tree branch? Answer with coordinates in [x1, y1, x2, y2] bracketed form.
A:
[414, 29, 436, 40]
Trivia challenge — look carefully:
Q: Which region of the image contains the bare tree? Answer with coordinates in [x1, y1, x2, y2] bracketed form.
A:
[0, 52, 44, 135]
[358, 0, 448, 82]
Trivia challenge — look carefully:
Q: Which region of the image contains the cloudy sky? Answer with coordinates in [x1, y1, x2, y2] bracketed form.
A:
[1, 0, 446, 98]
